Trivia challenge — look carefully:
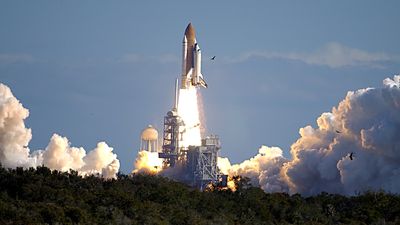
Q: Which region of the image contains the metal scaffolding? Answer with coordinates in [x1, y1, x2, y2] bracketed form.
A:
[158, 79, 225, 189]
[159, 110, 183, 168]
[186, 135, 221, 189]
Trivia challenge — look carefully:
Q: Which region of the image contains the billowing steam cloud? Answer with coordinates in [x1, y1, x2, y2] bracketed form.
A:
[220, 75, 400, 195]
[0, 83, 120, 179]
[132, 150, 162, 174]
[218, 146, 289, 192]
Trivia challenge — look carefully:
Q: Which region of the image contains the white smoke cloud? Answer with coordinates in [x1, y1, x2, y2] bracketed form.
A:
[0, 83, 120, 179]
[133, 149, 193, 184]
[132, 150, 162, 174]
[222, 75, 400, 195]
[218, 146, 289, 192]
[284, 75, 400, 195]
[0, 83, 33, 168]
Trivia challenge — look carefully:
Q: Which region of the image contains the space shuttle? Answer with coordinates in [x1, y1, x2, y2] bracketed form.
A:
[181, 23, 208, 89]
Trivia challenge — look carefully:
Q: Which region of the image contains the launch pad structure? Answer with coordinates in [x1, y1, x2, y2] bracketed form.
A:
[158, 81, 225, 189]
[159, 106, 224, 189]
[187, 136, 222, 188]
[158, 108, 181, 168]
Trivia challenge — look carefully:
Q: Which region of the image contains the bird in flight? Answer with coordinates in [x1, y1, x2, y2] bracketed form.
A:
[348, 152, 354, 160]
[211, 56, 216, 60]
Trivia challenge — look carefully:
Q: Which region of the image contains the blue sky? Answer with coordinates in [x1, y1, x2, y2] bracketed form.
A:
[1, 1, 399, 173]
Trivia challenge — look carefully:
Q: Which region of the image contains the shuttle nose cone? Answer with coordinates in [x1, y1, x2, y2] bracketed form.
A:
[184, 23, 196, 40]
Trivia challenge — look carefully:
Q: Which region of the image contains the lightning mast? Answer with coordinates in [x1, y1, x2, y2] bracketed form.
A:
[159, 79, 183, 167]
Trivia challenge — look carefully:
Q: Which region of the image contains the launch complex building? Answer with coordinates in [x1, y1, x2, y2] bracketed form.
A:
[139, 23, 227, 189]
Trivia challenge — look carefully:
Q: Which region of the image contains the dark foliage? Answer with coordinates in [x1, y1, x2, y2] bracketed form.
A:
[0, 165, 399, 224]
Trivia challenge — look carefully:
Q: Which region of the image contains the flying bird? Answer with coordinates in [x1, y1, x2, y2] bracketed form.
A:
[348, 152, 354, 160]
[211, 56, 216, 60]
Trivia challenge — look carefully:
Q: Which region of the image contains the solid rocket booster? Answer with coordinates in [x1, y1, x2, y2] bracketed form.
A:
[181, 23, 208, 89]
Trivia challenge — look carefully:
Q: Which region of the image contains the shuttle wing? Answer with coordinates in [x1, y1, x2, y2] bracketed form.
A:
[198, 73, 208, 88]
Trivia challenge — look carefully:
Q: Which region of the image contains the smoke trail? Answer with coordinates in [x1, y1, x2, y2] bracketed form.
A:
[0, 83, 120, 179]
[221, 75, 400, 195]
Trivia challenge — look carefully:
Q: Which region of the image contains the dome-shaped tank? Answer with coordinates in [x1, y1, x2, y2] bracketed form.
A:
[141, 125, 158, 141]
[140, 125, 159, 152]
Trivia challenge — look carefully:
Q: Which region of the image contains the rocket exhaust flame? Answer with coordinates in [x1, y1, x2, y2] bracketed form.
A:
[133, 150, 163, 174]
[177, 87, 202, 148]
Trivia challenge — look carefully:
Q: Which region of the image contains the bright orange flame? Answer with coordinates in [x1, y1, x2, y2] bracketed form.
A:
[132, 150, 163, 174]
[227, 177, 237, 191]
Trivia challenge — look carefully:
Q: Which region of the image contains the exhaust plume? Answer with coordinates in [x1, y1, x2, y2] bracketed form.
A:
[132, 150, 162, 174]
[218, 146, 289, 192]
[220, 75, 400, 195]
[0, 83, 120, 179]
[281, 75, 400, 195]
[178, 87, 202, 147]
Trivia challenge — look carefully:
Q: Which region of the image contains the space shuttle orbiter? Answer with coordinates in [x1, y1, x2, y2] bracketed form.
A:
[181, 23, 208, 89]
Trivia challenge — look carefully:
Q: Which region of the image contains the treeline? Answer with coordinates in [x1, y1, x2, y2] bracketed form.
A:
[0, 166, 399, 224]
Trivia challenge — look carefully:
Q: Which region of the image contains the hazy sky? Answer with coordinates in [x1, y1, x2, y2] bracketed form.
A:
[1, 1, 399, 173]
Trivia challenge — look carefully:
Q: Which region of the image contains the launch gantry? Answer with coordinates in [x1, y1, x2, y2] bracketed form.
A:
[158, 80, 223, 189]
[159, 108, 223, 189]
[158, 78, 183, 168]
[158, 109, 183, 168]
[187, 135, 221, 189]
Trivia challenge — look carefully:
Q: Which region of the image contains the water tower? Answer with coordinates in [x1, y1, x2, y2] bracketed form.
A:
[140, 125, 159, 152]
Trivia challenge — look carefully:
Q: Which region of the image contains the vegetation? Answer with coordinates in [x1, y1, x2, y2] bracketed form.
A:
[0, 166, 399, 224]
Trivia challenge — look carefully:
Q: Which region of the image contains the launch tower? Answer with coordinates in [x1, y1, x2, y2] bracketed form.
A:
[158, 79, 183, 167]
[186, 136, 221, 189]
